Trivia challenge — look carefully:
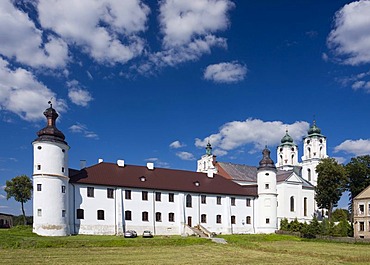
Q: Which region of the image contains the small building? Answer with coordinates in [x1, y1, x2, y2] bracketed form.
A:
[0, 213, 13, 228]
[353, 185, 370, 239]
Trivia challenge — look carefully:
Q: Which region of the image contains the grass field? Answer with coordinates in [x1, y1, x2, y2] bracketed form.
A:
[1, 226, 370, 264]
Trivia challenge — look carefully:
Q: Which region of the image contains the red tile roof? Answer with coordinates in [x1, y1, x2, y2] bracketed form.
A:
[69, 162, 257, 197]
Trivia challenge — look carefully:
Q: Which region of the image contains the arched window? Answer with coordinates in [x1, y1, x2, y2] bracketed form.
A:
[201, 214, 207, 223]
[142, 211, 149, 221]
[303, 198, 307, 216]
[246, 216, 251, 224]
[231, 215, 236, 224]
[307, 169, 311, 182]
[155, 212, 162, 222]
[290, 196, 295, 212]
[308, 147, 311, 158]
[291, 154, 294, 164]
[168, 212, 174, 222]
[186, 194, 192, 208]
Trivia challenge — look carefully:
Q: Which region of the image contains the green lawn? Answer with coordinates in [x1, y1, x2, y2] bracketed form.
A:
[1, 226, 370, 264]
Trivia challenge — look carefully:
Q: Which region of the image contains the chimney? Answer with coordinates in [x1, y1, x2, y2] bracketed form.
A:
[80, 160, 86, 169]
[147, 162, 154, 170]
[207, 170, 214, 178]
[117, 159, 125, 167]
[98, 158, 103, 163]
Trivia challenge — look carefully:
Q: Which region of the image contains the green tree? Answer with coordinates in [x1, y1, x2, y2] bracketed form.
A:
[345, 155, 370, 220]
[315, 158, 347, 221]
[279, 218, 289, 231]
[4, 175, 33, 225]
[331, 208, 350, 222]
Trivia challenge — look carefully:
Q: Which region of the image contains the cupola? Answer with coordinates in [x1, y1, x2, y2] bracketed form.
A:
[258, 146, 276, 171]
[280, 129, 294, 144]
[307, 120, 322, 135]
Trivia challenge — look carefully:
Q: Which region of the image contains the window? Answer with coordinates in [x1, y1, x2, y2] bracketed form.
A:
[216, 215, 222, 224]
[303, 197, 307, 216]
[290, 196, 295, 212]
[265, 183, 270, 189]
[156, 212, 162, 222]
[62, 167, 65, 173]
[231, 215, 236, 224]
[168, 212, 175, 222]
[61, 185, 66, 193]
[231, 197, 236, 206]
[107, 188, 114, 199]
[77, 209, 84, 219]
[359, 222, 365, 231]
[155, 192, 161, 201]
[37, 165, 41, 170]
[125, 210, 132, 221]
[246, 198, 251, 207]
[62, 210, 66, 217]
[186, 194, 192, 208]
[217, 196, 221, 205]
[125, 190, 131, 200]
[37, 184, 42, 191]
[168, 193, 174, 202]
[246, 216, 251, 224]
[87, 187, 94, 197]
[201, 195, 206, 204]
[142, 211, 149, 221]
[307, 168, 311, 182]
[359, 204, 365, 214]
[142, 191, 148, 201]
[266, 218, 270, 224]
[97, 210, 105, 220]
[37, 209, 42, 217]
[201, 214, 207, 223]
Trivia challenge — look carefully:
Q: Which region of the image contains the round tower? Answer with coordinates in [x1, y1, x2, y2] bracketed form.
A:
[301, 120, 327, 186]
[276, 129, 298, 170]
[256, 147, 278, 233]
[32, 102, 70, 236]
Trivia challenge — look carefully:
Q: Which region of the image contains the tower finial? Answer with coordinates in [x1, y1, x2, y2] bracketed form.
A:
[206, 140, 212, 156]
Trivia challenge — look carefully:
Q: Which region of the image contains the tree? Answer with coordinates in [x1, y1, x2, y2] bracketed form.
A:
[5, 175, 33, 225]
[331, 208, 350, 222]
[345, 155, 370, 220]
[315, 158, 347, 221]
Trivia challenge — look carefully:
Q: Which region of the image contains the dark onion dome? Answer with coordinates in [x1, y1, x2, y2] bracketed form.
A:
[258, 146, 276, 171]
[281, 130, 294, 144]
[307, 120, 322, 135]
[35, 102, 67, 144]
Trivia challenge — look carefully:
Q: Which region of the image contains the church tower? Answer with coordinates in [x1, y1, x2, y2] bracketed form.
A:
[276, 129, 298, 170]
[32, 102, 70, 236]
[301, 120, 327, 186]
[256, 147, 278, 233]
[196, 142, 217, 174]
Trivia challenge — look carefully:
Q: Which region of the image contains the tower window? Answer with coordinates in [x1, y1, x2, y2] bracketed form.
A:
[37, 146, 42, 150]
[97, 210, 105, 220]
[77, 209, 84, 219]
[308, 169, 311, 181]
[61, 185, 66, 193]
[37, 209, 42, 217]
[37, 184, 42, 191]
[62, 210, 66, 218]
[62, 149, 65, 153]
[265, 184, 270, 189]
[37, 165, 41, 170]
[62, 167, 65, 173]
[266, 218, 270, 224]
[87, 187, 94, 197]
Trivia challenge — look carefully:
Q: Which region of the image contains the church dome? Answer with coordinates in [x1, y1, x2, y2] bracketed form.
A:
[258, 146, 276, 170]
[281, 130, 293, 144]
[308, 121, 321, 135]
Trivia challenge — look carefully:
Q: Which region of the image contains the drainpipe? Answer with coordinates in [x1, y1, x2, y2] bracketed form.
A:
[252, 197, 256, 234]
[71, 183, 76, 235]
[114, 187, 117, 235]
[153, 191, 156, 235]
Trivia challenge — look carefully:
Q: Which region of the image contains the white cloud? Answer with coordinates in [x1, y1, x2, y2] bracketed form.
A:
[195, 118, 309, 153]
[204, 62, 247, 83]
[69, 123, 98, 139]
[0, 1, 68, 68]
[67, 80, 93, 107]
[327, 0, 370, 65]
[0, 194, 5, 199]
[0, 58, 66, 121]
[37, 0, 150, 65]
[334, 139, 370, 156]
[169, 140, 185, 149]
[338, 70, 370, 93]
[145, 158, 170, 168]
[332, 156, 347, 164]
[176, 151, 195, 161]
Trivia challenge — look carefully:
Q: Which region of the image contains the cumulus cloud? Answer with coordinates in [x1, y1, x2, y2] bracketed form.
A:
[0, 1, 69, 69]
[327, 0, 370, 65]
[334, 139, 370, 156]
[176, 151, 195, 161]
[169, 140, 186, 149]
[204, 62, 247, 83]
[37, 0, 149, 65]
[195, 118, 309, 155]
[337, 70, 370, 93]
[69, 123, 98, 139]
[0, 58, 66, 121]
[67, 80, 93, 107]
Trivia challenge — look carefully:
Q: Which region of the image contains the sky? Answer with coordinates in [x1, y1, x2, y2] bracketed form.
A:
[1, 0, 370, 215]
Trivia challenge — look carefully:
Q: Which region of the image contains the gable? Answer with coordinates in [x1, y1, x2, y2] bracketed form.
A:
[355, 185, 370, 200]
[286, 173, 303, 184]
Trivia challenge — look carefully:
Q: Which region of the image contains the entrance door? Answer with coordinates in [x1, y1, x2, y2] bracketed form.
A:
[187, 216, 192, 227]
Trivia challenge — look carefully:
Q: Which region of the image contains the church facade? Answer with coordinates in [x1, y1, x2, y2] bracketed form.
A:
[32, 105, 326, 236]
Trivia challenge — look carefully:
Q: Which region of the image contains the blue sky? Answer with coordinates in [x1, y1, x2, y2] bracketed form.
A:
[1, 0, 370, 215]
